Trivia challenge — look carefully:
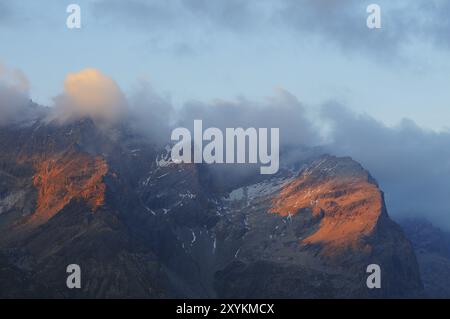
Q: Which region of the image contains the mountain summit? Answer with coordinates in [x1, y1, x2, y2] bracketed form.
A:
[0, 116, 423, 298]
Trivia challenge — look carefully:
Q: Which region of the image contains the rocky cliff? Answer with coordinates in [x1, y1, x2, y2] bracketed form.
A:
[0, 117, 424, 298]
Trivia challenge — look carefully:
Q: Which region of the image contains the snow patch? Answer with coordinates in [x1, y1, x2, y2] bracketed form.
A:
[144, 205, 156, 216]
[191, 230, 196, 245]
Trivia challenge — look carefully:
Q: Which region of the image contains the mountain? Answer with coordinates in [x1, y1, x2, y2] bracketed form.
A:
[215, 156, 422, 298]
[401, 219, 450, 298]
[0, 114, 424, 298]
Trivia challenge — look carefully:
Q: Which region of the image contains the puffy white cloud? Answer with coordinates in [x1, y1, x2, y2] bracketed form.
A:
[49, 68, 127, 125]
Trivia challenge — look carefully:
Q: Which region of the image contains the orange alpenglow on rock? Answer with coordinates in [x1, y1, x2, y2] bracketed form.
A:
[29, 152, 108, 226]
[270, 156, 385, 255]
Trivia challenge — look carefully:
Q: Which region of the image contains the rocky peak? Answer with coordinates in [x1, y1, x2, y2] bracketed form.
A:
[270, 155, 386, 255]
[0, 121, 425, 298]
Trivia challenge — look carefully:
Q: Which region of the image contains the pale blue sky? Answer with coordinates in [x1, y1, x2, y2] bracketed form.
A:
[1, 0, 450, 130]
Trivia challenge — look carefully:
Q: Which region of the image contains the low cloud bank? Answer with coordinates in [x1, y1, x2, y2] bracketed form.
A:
[1, 66, 449, 229]
[0, 63, 34, 126]
[44, 70, 450, 230]
[176, 88, 321, 148]
[322, 102, 450, 228]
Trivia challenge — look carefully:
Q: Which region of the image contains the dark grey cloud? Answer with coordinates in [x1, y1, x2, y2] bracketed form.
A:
[92, 0, 179, 31]
[321, 102, 450, 229]
[171, 88, 321, 186]
[0, 0, 48, 28]
[127, 79, 174, 144]
[416, 0, 450, 49]
[92, 0, 256, 32]
[1, 0, 449, 56]
[0, 85, 30, 126]
[91, 0, 450, 57]
[176, 88, 321, 148]
[277, 0, 413, 57]
[0, 1, 14, 26]
[0, 64, 33, 126]
[181, 0, 257, 31]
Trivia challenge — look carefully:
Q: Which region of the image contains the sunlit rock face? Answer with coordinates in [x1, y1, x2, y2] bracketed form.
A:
[29, 152, 108, 226]
[214, 155, 423, 298]
[0, 113, 424, 298]
[270, 156, 384, 254]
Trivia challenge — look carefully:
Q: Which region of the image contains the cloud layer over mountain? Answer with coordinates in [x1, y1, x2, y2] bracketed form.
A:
[0, 64, 33, 126]
[321, 103, 450, 227]
[1, 64, 449, 229]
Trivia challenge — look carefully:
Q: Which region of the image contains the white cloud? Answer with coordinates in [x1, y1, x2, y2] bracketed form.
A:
[49, 68, 127, 125]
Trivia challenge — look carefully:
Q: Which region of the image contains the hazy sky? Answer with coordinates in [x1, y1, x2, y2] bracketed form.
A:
[1, 0, 450, 130]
